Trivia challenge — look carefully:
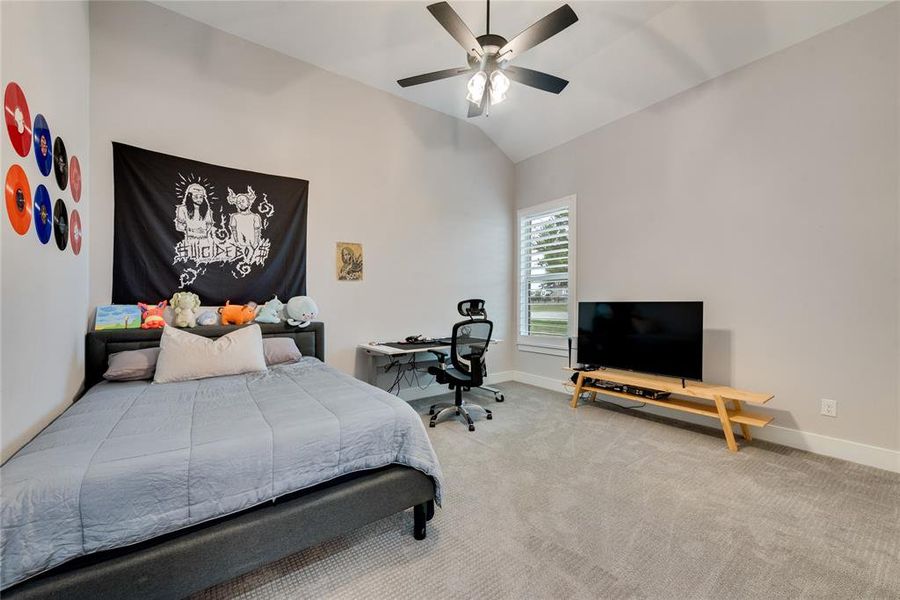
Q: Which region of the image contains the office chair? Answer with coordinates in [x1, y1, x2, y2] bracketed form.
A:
[427, 318, 494, 431]
[455, 299, 504, 403]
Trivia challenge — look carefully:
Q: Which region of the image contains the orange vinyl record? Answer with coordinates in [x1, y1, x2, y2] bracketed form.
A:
[5, 164, 32, 235]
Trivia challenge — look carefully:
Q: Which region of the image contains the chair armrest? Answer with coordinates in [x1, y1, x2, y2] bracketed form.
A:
[428, 349, 448, 368]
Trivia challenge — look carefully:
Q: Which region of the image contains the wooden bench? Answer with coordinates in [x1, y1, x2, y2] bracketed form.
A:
[565, 369, 774, 452]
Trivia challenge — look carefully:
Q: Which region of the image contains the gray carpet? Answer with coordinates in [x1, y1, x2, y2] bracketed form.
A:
[193, 382, 900, 599]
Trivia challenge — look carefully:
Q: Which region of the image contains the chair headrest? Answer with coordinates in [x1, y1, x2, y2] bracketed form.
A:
[457, 298, 487, 319]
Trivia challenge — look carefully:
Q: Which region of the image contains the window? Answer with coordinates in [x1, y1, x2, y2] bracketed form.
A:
[518, 196, 575, 355]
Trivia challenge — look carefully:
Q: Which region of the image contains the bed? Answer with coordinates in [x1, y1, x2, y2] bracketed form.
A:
[1, 322, 442, 599]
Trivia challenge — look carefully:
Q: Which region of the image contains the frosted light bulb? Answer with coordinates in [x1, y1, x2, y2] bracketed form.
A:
[466, 71, 488, 106]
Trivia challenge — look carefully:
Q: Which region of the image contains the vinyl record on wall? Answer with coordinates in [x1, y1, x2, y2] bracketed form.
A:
[69, 208, 82, 255]
[32, 114, 53, 176]
[53, 137, 68, 190]
[4, 82, 32, 157]
[4, 164, 32, 235]
[69, 155, 82, 202]
[53, 198, 68, 250]
[33, 184, 52, 244]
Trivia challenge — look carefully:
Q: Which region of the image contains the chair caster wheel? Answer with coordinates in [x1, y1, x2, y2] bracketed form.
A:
[486, 414, 492, 420]
[468, 425, 475, 432]
[496, 394, 504, 402]
[429, 422, 436, 428]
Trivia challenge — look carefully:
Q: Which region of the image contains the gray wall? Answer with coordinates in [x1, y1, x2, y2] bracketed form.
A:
[514, 5, 900, 452]
[1, 1, 92, 462]
[88, 1, 515, 379]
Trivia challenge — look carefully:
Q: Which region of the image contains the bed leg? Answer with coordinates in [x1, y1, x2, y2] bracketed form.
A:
[413, 502, 428, 540]
[426, 499, 434, 521]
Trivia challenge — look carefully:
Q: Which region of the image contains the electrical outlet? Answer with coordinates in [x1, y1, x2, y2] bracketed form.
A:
[820, 398, 837, 417]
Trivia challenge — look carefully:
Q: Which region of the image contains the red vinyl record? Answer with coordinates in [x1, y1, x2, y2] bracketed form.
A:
[70, 155, 82, 202]
[4, 82, 32, 157]
[69, 209, 82, 255]
[5, 164, 32, 235]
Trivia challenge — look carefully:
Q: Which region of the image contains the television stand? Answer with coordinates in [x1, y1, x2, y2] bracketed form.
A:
[564, 368, 774, 452]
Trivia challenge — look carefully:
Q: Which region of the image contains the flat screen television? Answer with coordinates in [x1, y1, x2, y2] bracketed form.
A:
[577, 301, 703, 381]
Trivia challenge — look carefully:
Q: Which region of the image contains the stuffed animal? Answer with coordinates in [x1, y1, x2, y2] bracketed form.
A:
[170, 292, 201, 328]
[218, 301, 256, 325]
[196, 311, 218, 326]
[285, 296, 319, 328]
[138, 301, 167, 329]
[255, 296, 284, 324]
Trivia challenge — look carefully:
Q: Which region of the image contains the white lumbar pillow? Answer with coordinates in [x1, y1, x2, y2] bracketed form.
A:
[154, 324, 267, 384]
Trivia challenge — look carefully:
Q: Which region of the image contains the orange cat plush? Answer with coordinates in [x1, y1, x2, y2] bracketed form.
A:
[218, 302, 256, 325]
[138, 301, 168, 329]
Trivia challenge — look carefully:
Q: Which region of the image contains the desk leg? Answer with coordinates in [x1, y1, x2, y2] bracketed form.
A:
[367, 353, 378, 386]
[713, 394, 738, 452]
[732, 399, 752, 441]
[570, 372, 585, 408]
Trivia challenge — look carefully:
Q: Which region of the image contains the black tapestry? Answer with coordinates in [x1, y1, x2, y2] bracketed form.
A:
[112, 143, 308, 305]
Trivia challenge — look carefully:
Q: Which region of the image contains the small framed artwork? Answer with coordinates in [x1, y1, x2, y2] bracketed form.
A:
[336, 242, 363, 281]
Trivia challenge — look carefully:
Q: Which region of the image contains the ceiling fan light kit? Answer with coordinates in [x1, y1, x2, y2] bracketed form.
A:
[397, 0, 578, 118]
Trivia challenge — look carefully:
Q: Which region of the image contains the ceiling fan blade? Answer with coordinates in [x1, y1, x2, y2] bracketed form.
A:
[467, 83, 490, 118]
[502, 66, 569, 94]
[398, 67, 472, 88]
[427, 2, 483, 60]
[498, 4, 578, 61]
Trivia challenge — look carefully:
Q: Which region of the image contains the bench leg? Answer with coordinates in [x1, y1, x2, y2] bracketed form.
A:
[713, 394, 739, 452]
[732, 399, 752, 441]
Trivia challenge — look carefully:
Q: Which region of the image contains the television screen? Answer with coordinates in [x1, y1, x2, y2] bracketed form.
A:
[577, 302, 703, 381]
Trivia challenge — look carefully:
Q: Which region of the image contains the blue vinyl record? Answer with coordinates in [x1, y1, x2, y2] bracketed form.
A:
[33, 184, 52, 244]
[32, 114, 52, 176]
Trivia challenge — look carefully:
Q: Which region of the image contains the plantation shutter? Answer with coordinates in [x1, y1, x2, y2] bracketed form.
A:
[519, 205, 570, 337]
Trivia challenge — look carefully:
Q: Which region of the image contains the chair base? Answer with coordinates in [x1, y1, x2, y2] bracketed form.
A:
[429, 399, 492, 431]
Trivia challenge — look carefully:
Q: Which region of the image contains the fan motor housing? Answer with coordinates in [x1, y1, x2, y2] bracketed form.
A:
[475, 33, 508, 57]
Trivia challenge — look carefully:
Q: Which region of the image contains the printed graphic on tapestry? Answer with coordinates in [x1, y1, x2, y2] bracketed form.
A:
[112, 143, 308, 305]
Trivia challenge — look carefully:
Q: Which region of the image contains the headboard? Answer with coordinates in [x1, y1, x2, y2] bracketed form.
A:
[83, 322, 325, 393]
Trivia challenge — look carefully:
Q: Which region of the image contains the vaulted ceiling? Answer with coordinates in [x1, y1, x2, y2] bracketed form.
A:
[154, 1, 886, 162]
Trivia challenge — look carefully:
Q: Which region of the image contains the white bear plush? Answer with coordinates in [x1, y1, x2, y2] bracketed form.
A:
[170, 292, 201, 328]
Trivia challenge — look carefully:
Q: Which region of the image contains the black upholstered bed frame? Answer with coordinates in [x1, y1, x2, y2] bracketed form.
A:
[5, 322, 436, 600]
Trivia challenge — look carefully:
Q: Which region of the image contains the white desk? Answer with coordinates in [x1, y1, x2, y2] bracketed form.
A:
[357, 338, 502, 389]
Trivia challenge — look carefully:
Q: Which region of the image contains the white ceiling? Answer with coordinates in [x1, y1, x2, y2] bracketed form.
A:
[154, 1, 886, 162]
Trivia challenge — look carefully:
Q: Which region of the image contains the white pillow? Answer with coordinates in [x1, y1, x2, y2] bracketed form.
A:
[154, 324, 267, 384]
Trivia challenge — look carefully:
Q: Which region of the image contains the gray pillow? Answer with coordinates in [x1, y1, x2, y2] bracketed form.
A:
[102, 335, 299, 383]
[263, 337, 302, 365]
[104, 348, 161, 381]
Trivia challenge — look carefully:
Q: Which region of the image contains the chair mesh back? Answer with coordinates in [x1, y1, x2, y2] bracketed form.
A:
[451, 319, 493, 375]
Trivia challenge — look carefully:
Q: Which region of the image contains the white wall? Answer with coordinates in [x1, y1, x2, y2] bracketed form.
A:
[88, 2, 514, 381]
[514, 5, 900, 458]
[1, 1, 92, 462]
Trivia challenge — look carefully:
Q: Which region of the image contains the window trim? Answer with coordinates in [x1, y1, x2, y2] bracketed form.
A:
[517, 195, 576, 355]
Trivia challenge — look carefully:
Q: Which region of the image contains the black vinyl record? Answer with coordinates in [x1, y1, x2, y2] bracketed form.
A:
[53, 198, 68, 250]
[53, 137, 68, 190]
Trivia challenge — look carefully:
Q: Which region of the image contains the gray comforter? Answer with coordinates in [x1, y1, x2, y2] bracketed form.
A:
[0, 357, 443, 589]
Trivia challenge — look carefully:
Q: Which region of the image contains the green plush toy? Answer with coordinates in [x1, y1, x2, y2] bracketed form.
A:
[170, 292, 201, 328]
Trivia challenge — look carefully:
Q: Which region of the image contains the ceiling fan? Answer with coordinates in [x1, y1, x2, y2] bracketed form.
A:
[397, 0, 578, 117]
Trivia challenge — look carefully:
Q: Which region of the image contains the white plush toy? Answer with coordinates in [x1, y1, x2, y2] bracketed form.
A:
[170, 292, 201, 328]
[285, 296, 319, 327]
[255, 296, 284, 324]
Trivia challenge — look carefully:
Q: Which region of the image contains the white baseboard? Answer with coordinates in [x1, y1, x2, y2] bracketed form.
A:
[502, 371, 900, 474]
